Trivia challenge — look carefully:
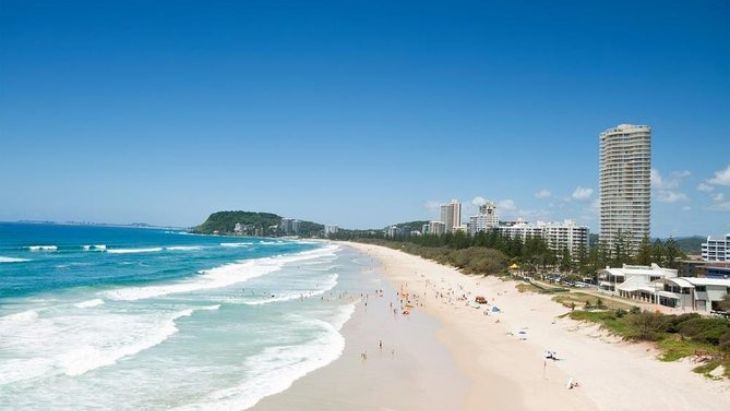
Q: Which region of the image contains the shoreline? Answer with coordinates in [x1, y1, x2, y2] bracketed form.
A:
[254, 242, 730, 410]
[346, 242, 730, 410]
[253, 247, 468, 410]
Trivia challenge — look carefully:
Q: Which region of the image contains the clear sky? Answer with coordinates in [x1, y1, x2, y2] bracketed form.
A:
[1, 1, 728, 236]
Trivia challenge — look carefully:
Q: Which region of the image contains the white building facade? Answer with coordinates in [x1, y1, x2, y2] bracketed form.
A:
[497, 220, 589, 256]
[702, 234, 730, 262]
[440, 200, 462, 233]
[429, 221, 446, 235]
[469, 200, 498, 235]
[279, 218, 300, 235]
[599, 124, 651, 255]
[652, 277, 730, 311]
[598, 263, 678, 298]
[540, 220, 590, 256]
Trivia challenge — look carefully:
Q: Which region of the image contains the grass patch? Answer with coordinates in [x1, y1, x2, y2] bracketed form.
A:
[516, 283, 541, 293]
[657, 336, 719, 362]
[568, 310, 631, 335]
[554, 292, 633, 311]
[692, 359, 730, 379]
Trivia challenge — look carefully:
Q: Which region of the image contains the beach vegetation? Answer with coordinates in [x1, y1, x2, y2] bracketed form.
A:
[568, 309, 730, 378]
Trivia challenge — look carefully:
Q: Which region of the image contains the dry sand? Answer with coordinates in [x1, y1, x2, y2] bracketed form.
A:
[256, 242, 730, 410]
[254, 248, 468, 411]
[346, 242, 730, 411]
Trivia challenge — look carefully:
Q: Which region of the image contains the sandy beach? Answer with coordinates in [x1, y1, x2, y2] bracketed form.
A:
[254, 249, 468, 411]
[258, 242, 730, 410]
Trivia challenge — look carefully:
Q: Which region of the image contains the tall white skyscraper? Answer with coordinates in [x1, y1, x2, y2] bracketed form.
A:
[440, 199, 462, 233]
[599, 124, 651, 254]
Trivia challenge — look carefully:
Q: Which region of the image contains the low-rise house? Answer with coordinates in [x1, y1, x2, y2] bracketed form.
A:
[598, 264, 678, 302]
[652, 277, 730, 312]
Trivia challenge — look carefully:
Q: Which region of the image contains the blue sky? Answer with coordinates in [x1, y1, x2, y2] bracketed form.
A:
[1, 1, 728, 236]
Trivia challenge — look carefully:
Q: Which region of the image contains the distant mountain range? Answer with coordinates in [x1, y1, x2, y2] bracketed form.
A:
[10, 220, 180, 229]
[670, 236, 706, 255]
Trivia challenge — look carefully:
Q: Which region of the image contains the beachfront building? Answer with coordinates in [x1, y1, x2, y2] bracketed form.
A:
[702, 234, 730, 262]
[497, 220, 589, 256]
[324, 225, 338, 236]
[651, 277, 730, 311]
[598, 264, 677, 301]
[385, 225, 411, 238]
[539, 220, 590, 256]
[279, 218, 300, 235]
[599, 124, 651, 255]
[428, 221, 446, 236]
[440, 200, 462, 233]
[469, 200, 498, 235]
[234, 223, 243, 234]
[498, 220, 542, 242]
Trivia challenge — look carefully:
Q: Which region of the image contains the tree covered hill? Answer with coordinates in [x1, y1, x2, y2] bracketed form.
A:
[193, 211, 323, 236]
[671, 236, 706, 254]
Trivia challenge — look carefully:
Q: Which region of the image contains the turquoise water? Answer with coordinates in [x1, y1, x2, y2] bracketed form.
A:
[0, 223, 366, 410]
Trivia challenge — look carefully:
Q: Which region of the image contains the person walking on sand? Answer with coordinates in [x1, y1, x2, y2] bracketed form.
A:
[379, 340, 383, 351]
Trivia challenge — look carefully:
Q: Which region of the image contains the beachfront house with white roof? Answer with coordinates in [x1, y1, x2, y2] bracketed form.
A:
[598, 264, 678, 302]
[651, 277, 730, 312]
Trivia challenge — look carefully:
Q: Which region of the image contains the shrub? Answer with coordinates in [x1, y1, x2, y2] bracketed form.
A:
[665, 313, 701, 334]
[678, 318, 730, 346]
[626, 312, 668, 341]
[719, 331, 730, 352]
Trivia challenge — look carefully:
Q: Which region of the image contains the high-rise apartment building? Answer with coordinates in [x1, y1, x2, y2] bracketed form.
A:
[429, 221, 446, 235]
[440, 200, 462, 233]
[279, 218, 300, 235]
[702, 234, 730, 262]
[599, 124, 651, 254]
[469, 200, 498, 235]
[497, 220, 589, 257]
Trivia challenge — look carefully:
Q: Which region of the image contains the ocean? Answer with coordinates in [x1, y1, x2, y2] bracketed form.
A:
[0, 223, 368, 410]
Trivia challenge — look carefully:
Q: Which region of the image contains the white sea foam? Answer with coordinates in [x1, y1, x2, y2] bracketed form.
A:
[166, 246, 203, 251]
[74, 299, 105, 309]
[243, 274, 339, 306]
[104, 245, 339, 301]
[107, 247, 163, 254]
[174, 303, 354, 411]
[0, 256, 30, 263]
[28, 245, 58, 252]
[82, 244, 107, 252]
[0, 309, 39, 324]
[0, 305, 221, 385]
[220, 242, 253, 248]
[58, 308, 195, 376]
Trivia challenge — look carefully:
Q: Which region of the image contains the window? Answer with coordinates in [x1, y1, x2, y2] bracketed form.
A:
[695, 286, 706, 292]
